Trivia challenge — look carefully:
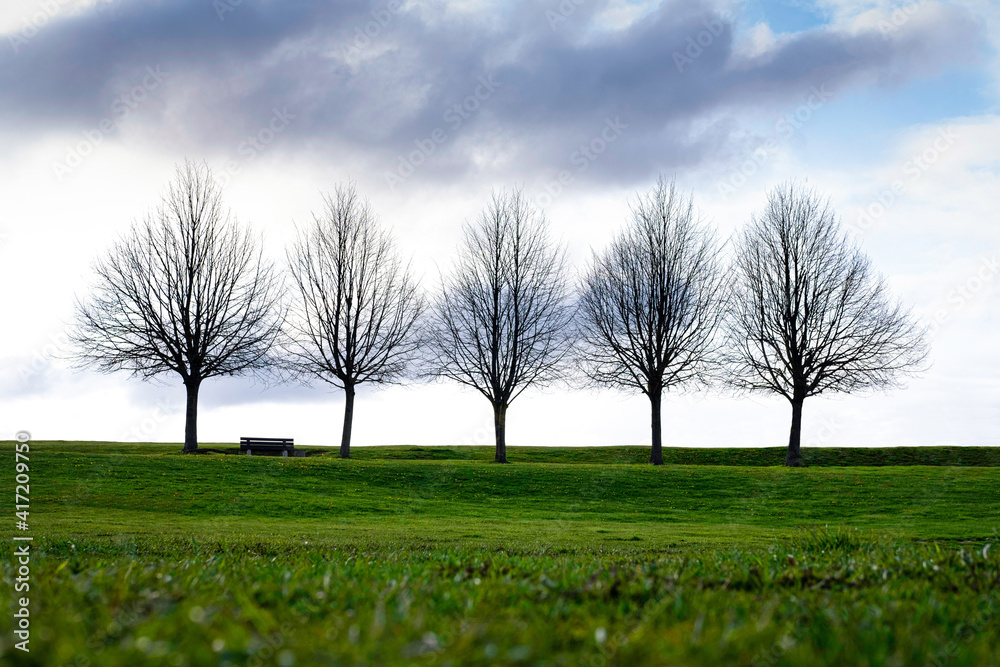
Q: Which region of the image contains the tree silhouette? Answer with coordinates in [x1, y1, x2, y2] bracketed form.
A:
[725, 183, 928, 466]
[71, 161, 284, 452]
[428, 189, 573, 463]
[577, 177, 725, 464]
[284, 183, 424, 458]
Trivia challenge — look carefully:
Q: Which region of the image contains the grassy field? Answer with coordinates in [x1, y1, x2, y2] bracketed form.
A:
[2, 442, 999, 665]
[31, 441, 1000, 466]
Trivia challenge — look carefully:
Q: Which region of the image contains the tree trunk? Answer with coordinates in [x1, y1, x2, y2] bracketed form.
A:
[340, 382, 355, 459]
[493, 401, 508, 463]
[649, 389, 663, 465]
[183, 378, 200, 453]
[786, 395, 804, 467]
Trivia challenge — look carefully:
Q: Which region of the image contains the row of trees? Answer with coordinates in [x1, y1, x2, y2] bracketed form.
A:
[71, 161, 927, 467]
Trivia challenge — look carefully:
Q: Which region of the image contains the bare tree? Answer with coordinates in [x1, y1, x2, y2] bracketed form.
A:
[725, 182, 928, 466]
[284, 183, 424, 458]
[576, 177, 726, 465]
[71, 160, 284, 453]
[428, 189, 573, 463]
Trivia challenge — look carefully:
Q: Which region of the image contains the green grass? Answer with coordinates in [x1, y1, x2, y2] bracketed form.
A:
[25, 441, 1000, 466]
[2, 441, 999, 665]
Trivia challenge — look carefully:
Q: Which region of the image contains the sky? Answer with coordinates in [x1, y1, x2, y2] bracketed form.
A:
[0, 0, 998, 449]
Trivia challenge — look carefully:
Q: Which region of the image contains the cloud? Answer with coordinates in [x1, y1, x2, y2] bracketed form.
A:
[0, 0, 986, 189]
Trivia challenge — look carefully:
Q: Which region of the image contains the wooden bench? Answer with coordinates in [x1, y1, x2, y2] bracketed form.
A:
[240, 437, 294, 457]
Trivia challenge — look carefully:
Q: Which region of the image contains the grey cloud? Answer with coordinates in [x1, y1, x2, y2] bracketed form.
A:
[0, 0, 985, 187]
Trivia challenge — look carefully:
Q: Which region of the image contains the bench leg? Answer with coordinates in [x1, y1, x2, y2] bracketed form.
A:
[283, 450, 288, 457]
[246, 450, 252, 456]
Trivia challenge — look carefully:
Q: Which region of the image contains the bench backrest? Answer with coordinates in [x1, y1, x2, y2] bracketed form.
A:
[240, 437, 294, 446]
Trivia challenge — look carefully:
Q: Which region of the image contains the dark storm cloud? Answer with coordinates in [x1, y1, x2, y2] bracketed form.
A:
[1, 0, 367, 125]
[0, 0, 984, 186]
